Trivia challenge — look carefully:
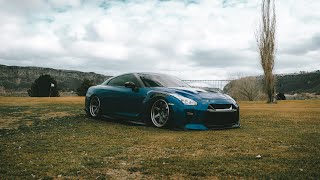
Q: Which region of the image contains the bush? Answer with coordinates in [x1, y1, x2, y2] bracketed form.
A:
[276, 92, 286, 100]
[76, 79, 94, 96]
[28, 75, 59, 97]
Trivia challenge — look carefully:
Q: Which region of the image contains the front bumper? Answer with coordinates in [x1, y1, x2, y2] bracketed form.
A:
[181, 109, 240, 130]
[167, 97, 240, 130]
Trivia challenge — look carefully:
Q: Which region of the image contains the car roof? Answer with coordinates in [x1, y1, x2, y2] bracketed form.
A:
[136, 72, 166, 76]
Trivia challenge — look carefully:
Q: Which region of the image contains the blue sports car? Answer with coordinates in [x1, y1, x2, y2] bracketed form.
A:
[85, 73, 240, 130]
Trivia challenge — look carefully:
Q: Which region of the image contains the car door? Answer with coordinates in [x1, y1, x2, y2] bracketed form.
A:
[106, 74, 147, 120]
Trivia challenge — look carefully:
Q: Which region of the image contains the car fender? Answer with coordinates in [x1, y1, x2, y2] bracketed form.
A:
[143, 90, 170, 103]
[141, 90, 188, 128]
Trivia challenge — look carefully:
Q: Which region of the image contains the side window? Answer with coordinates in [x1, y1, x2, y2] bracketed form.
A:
[107, 74, 140, 87]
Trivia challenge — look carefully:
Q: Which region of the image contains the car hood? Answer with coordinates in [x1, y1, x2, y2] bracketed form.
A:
[152, 87, 232, 101]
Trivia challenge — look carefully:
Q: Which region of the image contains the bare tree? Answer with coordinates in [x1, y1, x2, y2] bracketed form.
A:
[225, 77, 262, 101]
[236, 77, 262, 101]
[256, 0, 276, 103]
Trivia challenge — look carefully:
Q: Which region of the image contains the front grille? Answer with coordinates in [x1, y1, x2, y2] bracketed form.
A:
[207, 104, 237, 112]
[208, 104, 233, 110]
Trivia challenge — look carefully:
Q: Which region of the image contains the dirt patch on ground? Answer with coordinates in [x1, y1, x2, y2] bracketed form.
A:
[40, 111, 74, 120]
[0, 117, 20, 129]
[103, 168, 144, 179]
[0, 109, 77, 129]
[0, 117, 33, 129]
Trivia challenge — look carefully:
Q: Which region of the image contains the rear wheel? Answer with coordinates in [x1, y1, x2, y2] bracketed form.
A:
[89, 96, 101, 118]
[150, 99, 170, 128]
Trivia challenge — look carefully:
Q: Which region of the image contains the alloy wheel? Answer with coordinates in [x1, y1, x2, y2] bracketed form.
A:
[151, 99, 170, 127]
[89, 96, 100, 117]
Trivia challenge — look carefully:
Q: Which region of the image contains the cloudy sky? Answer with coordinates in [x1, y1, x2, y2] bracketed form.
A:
[0, 0, 319, 80]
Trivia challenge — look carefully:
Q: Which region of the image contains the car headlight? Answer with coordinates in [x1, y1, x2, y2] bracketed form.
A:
[170, 94, 197, 106]
[225, 94, 238, 107]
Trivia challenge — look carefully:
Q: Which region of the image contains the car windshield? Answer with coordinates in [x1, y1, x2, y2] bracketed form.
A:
[139, 74, 190, 88]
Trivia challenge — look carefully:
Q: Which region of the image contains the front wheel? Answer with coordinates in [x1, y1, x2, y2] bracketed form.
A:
[89, 96, 101, 118]
[150, 99, 170, 128]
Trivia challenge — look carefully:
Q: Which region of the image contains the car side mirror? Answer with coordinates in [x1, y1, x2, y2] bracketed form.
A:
[124, 81, 136, 89]
[124, 82, 139, 92]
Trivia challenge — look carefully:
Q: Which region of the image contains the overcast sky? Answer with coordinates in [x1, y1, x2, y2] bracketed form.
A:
[0, 0, 319, 80]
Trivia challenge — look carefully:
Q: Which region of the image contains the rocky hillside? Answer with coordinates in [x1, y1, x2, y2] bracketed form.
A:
[0, 64, 111, 92]
[277, 71, 320, 94]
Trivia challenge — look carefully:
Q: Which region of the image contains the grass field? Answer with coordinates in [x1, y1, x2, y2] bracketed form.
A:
[0, 97, 319, 179]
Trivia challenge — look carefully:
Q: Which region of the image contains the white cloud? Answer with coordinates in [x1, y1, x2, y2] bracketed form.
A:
[0, 0, 319, 80]
[48, 0, 81, 8]
[70, 41, 129, 60]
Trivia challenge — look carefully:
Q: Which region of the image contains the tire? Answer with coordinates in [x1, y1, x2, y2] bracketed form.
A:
[150, 98, 170, 128]
[89, 96, 101, 118]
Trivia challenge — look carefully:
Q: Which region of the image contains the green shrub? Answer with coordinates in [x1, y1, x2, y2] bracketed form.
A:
[28, 75, 59, 97]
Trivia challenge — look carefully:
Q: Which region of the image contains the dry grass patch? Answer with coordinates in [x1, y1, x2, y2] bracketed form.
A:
[0, 97, 84, 129]
[0, 96, 84, 106]
[0, 97, 319, 179]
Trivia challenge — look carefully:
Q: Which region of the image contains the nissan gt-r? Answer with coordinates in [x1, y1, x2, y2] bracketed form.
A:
[85, 73, 240, 130]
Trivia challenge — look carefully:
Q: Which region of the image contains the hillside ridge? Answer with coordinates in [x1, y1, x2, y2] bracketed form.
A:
[0, 64, 111, 91]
